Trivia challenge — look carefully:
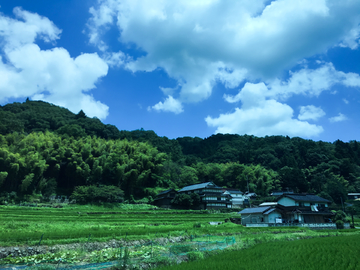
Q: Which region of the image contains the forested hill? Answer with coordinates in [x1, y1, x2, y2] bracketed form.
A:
[0, 100, 183, 160]
[0, 100, 359, 204]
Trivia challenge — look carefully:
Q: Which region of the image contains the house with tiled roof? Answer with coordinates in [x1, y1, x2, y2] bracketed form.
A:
[276, 194, 333, 223]
[223, 188, 249, 208]
[239, 206, 282, 226]
[153, 189, 177, 208]
[178, 182, 232, 209]
[238, 193, 334, 227]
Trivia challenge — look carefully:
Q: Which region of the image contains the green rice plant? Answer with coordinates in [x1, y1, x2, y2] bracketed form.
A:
[156, 233, 360, 270]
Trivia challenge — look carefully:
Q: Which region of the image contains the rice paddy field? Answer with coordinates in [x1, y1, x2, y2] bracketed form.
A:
[0, 204, 336, 247]
[0, 204, 239, 246]
[157, 233, 360, 270]
[1, 204, 359, 269]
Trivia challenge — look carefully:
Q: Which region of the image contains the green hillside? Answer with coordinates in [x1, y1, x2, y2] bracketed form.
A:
[0, 100, 359, 205]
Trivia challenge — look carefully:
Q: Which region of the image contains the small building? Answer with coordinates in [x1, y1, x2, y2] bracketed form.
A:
[270, 190, 294, 197]
[178, 182, 232, 209]
[153, 189, 177, 208]
[239, 206, 282, 225]
[238, 194, 334, 227]
[223, 189, 248, 208]
[348, 193, 360, 200]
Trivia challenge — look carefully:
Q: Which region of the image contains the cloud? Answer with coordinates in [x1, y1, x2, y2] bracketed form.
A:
[0, 8, 109, 119]
[298, 105, 325, 121]
[268, 63, 360, 100]
[216, 63, 360, 137]
[224, 63, 360, 102]
[148, 95, 183, 114]
[329, 113, 347, 123]
[206, 83, 323, 137]
[88, 0, 360, 108]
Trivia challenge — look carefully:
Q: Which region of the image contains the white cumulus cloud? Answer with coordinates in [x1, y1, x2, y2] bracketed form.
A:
[149, 95, 183, 114]
[0, 7, 109, 119]
[329, 113, 347, 123]
[298, 105, 325, 121]
[88, 0, 360, 106]
[206, 83, 323, 137]
[87, 0, 360, 138]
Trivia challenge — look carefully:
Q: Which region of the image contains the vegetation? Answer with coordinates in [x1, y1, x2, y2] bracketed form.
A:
[1, 100, 360, 207]
[157, 233, 360, 270]
[0, 204, 238, 246]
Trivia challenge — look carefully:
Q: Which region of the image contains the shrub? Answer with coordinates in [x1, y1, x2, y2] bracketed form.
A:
[336, 220, 344, 229]
[187, 251, 204, 261]
[71, 185, 124, 204]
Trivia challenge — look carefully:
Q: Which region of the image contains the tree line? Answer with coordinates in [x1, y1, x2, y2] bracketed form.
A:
[0, 100, 359, 204]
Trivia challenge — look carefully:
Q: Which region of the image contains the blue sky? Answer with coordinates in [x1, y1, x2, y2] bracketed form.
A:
[1, 1, 360, 142]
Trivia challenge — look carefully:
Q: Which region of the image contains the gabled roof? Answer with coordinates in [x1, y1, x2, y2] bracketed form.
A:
[238, 206, 271, 214]
[178, 182, 220, 192]
[263, 208, 279, 215]
[156, 189, 176, 196]
[259, 202, 278, 207]
[223, 188, 243, 194]
[279, 194, 331, 203]
[227, 190, 243, 194]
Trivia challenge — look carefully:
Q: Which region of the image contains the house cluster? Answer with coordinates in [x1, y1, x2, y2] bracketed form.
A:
[155, 182, 343, 228]
[239, 194, 334, 227]
[154, 182, 250, 209]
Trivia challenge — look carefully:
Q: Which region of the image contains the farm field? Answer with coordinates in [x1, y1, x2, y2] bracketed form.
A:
[157, 233, 360, 270]
[0, 204, 238, 246]
[0, 204, 334, 247]
[1, 204, 359, 269]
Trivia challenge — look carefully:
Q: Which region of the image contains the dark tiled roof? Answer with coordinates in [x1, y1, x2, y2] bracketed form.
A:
[227, 190, 243, 194]
[156, 189, 176, 196]
[281, 194, 331, 203]
[178, 182, 219, 192]
[263, 208, 278, 215]
[238, 206, 271, 214]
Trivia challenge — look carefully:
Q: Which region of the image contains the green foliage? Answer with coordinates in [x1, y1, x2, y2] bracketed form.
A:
[0, 131, 168, 200]
[171, 193, 201, 209]
[71, 185, 124, 204]
[187, 251, 204, 261]
[333, 210, 347, 229]
[2, 100, 360, 204]
[158, 234, 360, 270]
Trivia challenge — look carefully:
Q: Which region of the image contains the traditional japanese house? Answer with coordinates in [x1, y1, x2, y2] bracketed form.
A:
[178, 182, 232, 209]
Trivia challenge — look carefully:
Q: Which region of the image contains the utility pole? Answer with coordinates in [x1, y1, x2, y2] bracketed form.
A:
[340, 196, 345, 212]
[247, 175, 249, 193]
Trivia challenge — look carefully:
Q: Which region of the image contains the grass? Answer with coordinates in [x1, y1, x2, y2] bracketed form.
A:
[0, 204, 240, 246]
[1, 204, 356, 247]
[157, 233, 360, 270]
[1, 204, 360, 268]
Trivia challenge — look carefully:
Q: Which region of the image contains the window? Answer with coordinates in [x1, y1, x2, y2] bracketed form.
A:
[207, 203, 226, 207]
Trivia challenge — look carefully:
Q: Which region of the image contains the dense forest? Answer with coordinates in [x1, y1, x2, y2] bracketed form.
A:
[0, 100, 359, 204]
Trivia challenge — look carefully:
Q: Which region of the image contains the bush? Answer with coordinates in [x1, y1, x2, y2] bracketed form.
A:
[336, 220, 344, 229]
[71, 185, 124, 204]
[187, 251, 204, 261]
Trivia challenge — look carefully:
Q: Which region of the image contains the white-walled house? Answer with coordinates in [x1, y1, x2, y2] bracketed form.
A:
[239, 206, 282, 225]
[277, 194, 332, 223]
[223, 189, 249, 208]
[238, 194, 334, 226]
